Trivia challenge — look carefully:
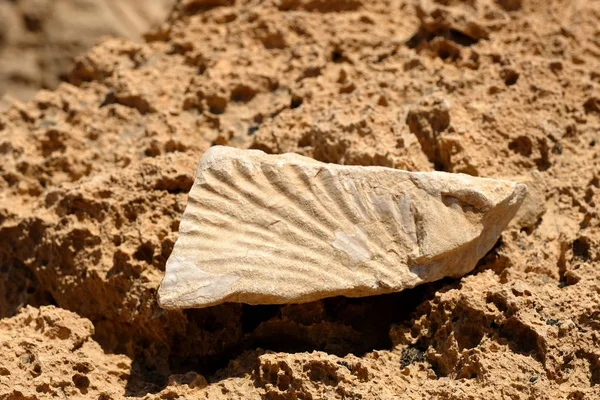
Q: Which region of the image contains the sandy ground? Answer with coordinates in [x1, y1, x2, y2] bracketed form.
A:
[0, 0, 599, 398]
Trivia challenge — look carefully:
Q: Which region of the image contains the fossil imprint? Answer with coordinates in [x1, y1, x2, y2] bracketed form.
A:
[157, 146, 526, 309]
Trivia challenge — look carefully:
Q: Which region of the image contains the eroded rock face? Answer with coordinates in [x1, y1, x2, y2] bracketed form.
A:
[0, 306, 131, 399]
[1, 0, 599, 398]
[158, 146, 526, 309]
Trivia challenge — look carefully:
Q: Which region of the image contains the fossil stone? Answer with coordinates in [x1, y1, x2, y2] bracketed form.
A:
[158, 146, 526, 309]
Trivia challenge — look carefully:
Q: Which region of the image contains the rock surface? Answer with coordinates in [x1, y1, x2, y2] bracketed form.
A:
[159, 146, 526, 308]
[0, 306, 131, 399]
[0, 0, 599, 398]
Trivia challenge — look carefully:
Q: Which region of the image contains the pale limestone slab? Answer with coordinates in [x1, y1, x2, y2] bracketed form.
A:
[158, 146, 526, 309]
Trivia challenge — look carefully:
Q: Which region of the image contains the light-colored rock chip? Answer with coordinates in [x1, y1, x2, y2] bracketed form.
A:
[158, 146, 526, 309]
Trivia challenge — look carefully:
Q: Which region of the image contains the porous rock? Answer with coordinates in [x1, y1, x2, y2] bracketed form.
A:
[158, 146, 526, 308]
[0, 306, 130, 399]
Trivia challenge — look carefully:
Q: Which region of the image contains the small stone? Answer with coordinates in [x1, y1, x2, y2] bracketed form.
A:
[158, 146, 526, 309]
[507, 171, 546, 232]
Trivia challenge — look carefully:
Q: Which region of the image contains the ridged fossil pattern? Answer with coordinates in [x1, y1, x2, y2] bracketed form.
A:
[158, 146, 526, 309]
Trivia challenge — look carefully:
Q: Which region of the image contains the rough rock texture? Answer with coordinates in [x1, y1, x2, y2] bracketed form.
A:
[0, 0, 599, 398]
[0, 0, 175, 109]
[159, 146, 526, 308]
[0, 306, 131, 399]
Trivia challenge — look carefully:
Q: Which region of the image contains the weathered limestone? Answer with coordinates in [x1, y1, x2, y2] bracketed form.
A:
[158, 146, 526, 309]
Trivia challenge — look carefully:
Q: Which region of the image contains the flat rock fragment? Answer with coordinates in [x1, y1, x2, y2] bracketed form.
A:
[158, 146, 526, 309]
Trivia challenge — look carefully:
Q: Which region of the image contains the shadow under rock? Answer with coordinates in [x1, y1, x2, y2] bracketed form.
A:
[0, 259, 57, 318]
[216, 281, 449, 375]
[125, 355, 170, 397]
[122, 277, 459, 396]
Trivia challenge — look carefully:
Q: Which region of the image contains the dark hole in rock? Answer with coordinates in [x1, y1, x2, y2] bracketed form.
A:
[99, 92, 117, 108]
[23, 15, 42, 32]
[501, 68, 520, 86]
[508, 136, 533, 157]
[448, 29, 478, 47]
[496, 0, 522, 11]
[572, 238, 590, 261]
[36, 383, 51, 393]
[72, 373, 90, 389]
[290, 96, 303, 109]
[206, 96, 227, 115]
[298, 132, 312, 148]
[406, 28, 478, 57]
[134, 242, 154, 264]
[499, 317, 543, 361]
[241, 304, 280, 333]
[230, 85, 257, 103]
[182, 0, 234, 15]
[584, 97, 600, 114]
[331, 49, 352, 64]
